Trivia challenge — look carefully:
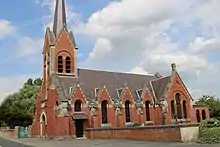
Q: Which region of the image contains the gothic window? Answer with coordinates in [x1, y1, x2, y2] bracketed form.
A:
[57, 56, 63, 73]
[117, 88, 123, 97]
[182, 100, 187, 119]
[74, 100, 82, 112]
[145, 100, 150, 121]
[136, 89, 143, 98]
[95, 88, 100, 97]
[175, 93, 182, 119]
[202, 109, 206, 120]
[171, 100, 175, 119]
[125, 100, 131, 123]
[65, 56, 71, 73]
[196, 110, 201, 123]
[101, 100, 108, 124]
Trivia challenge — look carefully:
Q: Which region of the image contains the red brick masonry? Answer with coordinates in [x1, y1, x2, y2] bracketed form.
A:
[85, 124, 200, 142]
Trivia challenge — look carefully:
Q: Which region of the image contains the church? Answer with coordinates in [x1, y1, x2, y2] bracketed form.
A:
[31, 0, 210, 140]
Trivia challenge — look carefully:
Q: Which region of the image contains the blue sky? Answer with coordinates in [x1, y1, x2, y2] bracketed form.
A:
[0, 0, 220, 102]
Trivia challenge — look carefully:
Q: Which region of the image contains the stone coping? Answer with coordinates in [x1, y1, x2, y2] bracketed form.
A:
[85, 123, 200, 131]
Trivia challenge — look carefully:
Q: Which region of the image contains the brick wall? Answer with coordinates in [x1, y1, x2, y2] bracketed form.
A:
[0, 127, 18, 138]
[193, 105, 210, 123]
[85, 124, 199, 142]
[86, 125, 180, 142]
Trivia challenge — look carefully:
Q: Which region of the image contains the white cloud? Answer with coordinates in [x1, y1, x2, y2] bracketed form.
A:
[189, 37, 220, 54]
[76, 0, 220, 98]
[15, 37, 44, 61]
[87, 38, 112, 62]
[0, 20, 16, 39]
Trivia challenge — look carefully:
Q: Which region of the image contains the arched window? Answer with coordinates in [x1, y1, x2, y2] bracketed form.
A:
[202, 109, 206, 120]
[182, 100, 187, 119]
[196, 110, 201, 123]
[57, 56, 63, 73]
[125, 100, 131, 123]
[74, 100, 82, 112]
[145, 101, 150, 121]
[65, 56, 71, 73]
[101, 100, 108, 124]
[175, 93, 182, 119]
[171, 100, 175, 119]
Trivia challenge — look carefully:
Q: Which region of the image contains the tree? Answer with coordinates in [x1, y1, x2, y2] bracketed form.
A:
[0, 78, 42, 127]
[26, 78, 33, 85]
[196, 95, 220, 119]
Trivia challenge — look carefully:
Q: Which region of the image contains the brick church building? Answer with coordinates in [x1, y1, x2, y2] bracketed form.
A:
[31, 0, 210, 139]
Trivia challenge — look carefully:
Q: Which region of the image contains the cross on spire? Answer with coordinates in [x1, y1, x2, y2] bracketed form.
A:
[53, 0, 67, 37]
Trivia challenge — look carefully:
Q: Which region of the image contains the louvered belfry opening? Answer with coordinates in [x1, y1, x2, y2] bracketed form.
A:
[57, 56, 63, 73]
[65, 56, 71, 73]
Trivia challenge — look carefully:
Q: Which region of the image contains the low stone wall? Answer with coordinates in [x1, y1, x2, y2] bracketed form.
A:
[180, 124, 199, 142]
[85, 124, 200, 143]
[0, 127, 18, 138]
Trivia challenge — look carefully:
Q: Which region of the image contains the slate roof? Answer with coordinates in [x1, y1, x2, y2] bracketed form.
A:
[52, 68, 172, 102]
[151, 76, 171, 101]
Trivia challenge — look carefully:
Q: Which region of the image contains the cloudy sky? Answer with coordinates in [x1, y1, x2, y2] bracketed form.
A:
[0, 0, 220, 102]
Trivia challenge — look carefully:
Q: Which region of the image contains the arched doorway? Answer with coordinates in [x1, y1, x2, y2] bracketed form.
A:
[202, 109, 206, 120]
[40, 112, 47, 138]
[196, 110, 201, 123]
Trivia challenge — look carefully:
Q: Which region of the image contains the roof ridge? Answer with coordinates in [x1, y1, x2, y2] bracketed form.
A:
[78, 68, 155, 77]
[150, 75, 170, 82]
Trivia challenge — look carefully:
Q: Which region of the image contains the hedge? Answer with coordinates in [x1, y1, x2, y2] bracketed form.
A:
[198, 118, 220, 144]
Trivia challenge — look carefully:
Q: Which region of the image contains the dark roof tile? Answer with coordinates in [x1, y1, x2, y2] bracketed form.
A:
[53, 69, 159, 101]
[151, 76, 171, 101]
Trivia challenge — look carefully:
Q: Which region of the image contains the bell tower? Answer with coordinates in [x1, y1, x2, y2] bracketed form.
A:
[50, 0, 78, 77]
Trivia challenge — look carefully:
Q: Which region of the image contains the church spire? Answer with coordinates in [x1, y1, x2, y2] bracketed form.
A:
[53, 0, 67, 37]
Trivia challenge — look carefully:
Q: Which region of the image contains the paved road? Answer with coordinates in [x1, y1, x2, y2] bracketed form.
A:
[0, 137, 33, 147]
[0, 136, 219, 147]
[15, 138, 220, 147]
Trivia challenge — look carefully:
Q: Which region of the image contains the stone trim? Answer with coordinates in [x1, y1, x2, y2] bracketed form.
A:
[145, 121, 154, 125]
[101, 123, 111, 128]
[125, 122, 134, 127]
[85, 124, 200, 131]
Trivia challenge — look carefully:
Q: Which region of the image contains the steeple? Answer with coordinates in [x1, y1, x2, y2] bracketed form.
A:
[53, 0, 67, 37]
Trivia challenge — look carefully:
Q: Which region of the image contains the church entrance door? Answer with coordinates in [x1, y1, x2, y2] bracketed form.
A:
[75, 119, 84, 138]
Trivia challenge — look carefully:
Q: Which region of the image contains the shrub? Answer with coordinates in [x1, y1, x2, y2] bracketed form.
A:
[198, 119, 220, 144]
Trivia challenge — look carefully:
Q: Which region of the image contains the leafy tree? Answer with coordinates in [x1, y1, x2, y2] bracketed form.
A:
[33, 78, 42, 86]
[0, 78, 42, 127]
[26, 78, 33, 86]
[196, 95, 220, 119]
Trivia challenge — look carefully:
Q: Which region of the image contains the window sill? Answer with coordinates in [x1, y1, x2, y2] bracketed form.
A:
[145, 121, 154, 125]
[172, 118, 191, 123]
[125, 122, 134, 127]
[101, 123, 111, 128]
